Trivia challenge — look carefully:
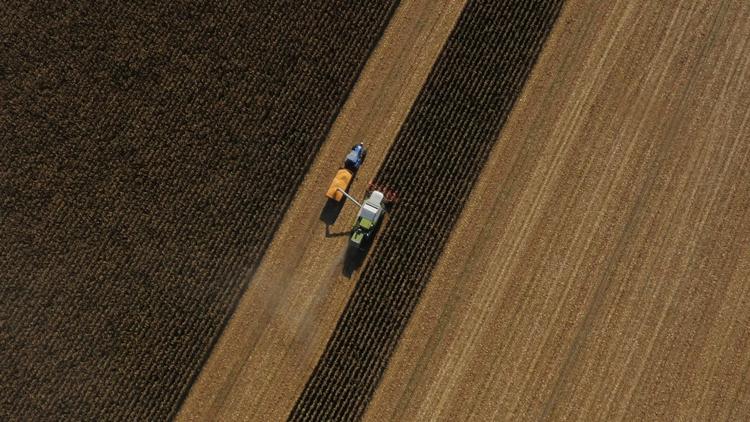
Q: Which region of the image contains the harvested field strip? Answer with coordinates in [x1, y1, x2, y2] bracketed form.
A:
[289, 1, 564, 420]
[175, 1, 471, 420]
[0, 1, 397, 420]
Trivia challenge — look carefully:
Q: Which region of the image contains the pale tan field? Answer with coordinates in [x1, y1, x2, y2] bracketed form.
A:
[365, 0, 750, 420]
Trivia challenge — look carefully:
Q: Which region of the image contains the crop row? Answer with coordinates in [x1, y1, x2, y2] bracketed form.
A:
[0, 2, 398, 420]
[289, 1, 565, 420]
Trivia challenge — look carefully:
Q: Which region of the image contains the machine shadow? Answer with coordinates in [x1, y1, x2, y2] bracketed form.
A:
[319, 198, 345, 226]
[342, 246, 366, 278]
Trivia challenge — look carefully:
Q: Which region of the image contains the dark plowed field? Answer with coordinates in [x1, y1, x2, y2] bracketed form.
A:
[290, 1, 564, 420]
[0, 1, 397, 419]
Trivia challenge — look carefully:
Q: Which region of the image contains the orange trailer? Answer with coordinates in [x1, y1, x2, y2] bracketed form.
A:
[326, 168, 353, 201]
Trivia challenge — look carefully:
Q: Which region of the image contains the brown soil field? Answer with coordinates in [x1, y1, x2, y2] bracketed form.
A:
[0, 1, 397, 420]
[176, 1, 468, 420]
[366, 0, 750, 420]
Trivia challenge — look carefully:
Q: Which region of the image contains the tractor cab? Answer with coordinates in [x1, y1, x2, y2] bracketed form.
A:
[344, 143, 367, 172]
[326, 143, 367, 202]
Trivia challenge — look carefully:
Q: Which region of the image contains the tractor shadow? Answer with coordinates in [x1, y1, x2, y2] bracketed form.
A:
[320, 198, 351, 238]
[319, 198, 344, 226]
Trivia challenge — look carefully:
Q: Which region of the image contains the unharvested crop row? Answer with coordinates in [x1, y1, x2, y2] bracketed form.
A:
[0, 1, 397, 420]
[290, 1, 565, 420]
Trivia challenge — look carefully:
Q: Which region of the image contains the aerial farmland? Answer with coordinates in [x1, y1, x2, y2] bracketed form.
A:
[2, 1, 749, 421]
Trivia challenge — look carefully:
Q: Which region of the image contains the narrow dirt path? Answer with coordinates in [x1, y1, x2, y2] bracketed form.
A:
[176, 1, 468, 420]
[365, 0, 750, 420]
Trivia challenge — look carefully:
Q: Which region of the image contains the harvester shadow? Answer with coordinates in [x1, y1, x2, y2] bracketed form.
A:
[342, 246, 366, 278]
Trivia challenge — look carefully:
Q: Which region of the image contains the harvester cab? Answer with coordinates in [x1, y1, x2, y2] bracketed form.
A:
[348, 190, 385, 250]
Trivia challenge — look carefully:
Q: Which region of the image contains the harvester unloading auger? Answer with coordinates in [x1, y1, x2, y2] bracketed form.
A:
[324, 143, 396, 251]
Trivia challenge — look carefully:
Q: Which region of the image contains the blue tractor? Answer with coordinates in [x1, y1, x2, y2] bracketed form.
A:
[326, 143, 368, 201]
[344, 143, 367, 172]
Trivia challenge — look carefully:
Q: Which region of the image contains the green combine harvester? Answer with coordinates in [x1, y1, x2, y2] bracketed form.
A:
[336, 189, 385, 250]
